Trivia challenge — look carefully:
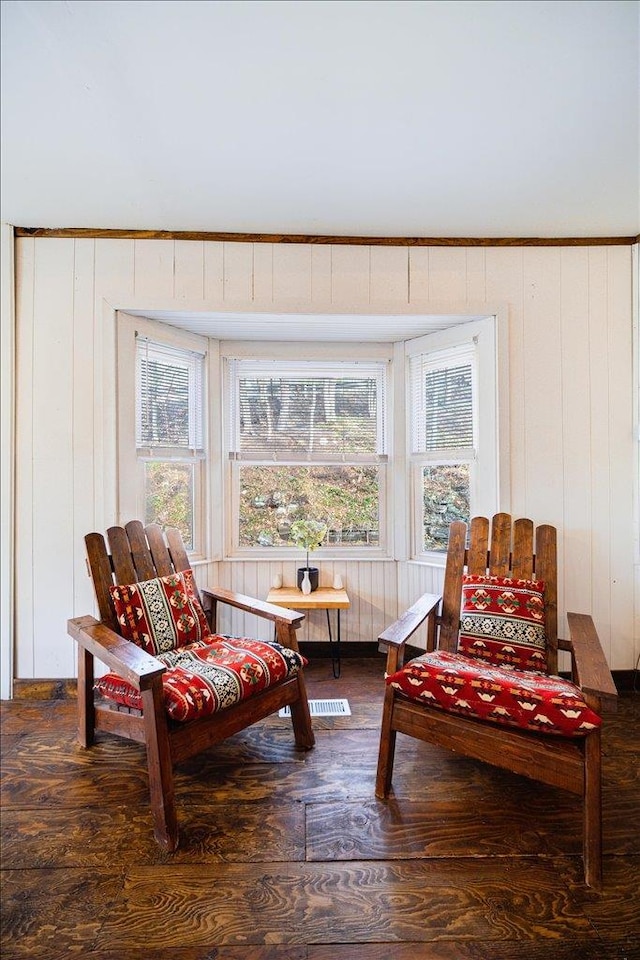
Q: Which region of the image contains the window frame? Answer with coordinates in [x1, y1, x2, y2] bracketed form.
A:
[405, 316, 504, 562]
[221, 341, 393, 560]
[116, 312, 210, 560]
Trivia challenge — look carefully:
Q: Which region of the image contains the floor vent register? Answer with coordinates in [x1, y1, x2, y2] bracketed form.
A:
[279, 698, 351, 718]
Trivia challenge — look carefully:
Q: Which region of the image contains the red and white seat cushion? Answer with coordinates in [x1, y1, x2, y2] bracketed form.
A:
[386, 574, 601, 737]
[97, 571, 307, 722]
[95, 635, 307, 722]
[386, 650, 601, 736]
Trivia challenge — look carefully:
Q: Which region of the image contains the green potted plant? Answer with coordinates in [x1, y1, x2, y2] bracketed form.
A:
[290, 518, 327, 594]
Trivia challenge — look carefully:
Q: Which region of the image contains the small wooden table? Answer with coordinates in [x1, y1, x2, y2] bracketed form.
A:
[266, 587, 350, 678]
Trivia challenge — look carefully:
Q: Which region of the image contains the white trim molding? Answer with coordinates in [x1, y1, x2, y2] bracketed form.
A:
[1, 223, 15, 699]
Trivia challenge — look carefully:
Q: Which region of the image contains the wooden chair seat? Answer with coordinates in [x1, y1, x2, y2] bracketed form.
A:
[376, 514, 617, 890]
[68, 520, 315, 851]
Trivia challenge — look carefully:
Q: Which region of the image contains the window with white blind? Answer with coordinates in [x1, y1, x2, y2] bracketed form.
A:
[226, 358, 388, 553]
[117, 314, 208, 556]
[406, 317, 499, 556]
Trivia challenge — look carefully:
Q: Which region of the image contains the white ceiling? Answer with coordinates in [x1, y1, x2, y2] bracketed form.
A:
[1, 0, 639, 239]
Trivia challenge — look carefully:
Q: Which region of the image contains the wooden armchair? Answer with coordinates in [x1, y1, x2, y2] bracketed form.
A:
[68, 520, 314, 851]
[376, 514, 617, 889]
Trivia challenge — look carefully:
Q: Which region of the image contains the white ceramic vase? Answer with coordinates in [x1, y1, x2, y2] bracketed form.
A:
[300, 571, 312, 595]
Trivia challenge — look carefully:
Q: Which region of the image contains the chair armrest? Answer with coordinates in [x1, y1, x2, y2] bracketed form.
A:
[566, 612, 618, 711]
[379, 593, 441, 648]
[378, 593, 441, 674]
[67, 615, 165, 690]
[201, 587, 305, 627]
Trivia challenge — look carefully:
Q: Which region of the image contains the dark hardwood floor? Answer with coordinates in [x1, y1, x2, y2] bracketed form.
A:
[1, 656, 639, 959]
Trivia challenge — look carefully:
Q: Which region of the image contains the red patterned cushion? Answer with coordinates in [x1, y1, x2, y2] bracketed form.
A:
[94, 635, 308, 722]
[109, 570, 211, 655]
[386, 650, 600, 737]
[457, 574, 548, 672]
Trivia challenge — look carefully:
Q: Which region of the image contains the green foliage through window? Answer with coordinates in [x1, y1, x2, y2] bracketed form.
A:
[422, 464, 470, 551]
[239, 465, 380, 548]
[144, 461, 194, 550]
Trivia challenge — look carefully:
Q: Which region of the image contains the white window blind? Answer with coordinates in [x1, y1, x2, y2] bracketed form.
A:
[136, 337, 205, 452]
[228, 359, 387, 462]
[409, 344, 476, 456]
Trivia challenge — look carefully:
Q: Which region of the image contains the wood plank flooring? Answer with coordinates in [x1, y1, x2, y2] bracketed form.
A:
[1, 657, 639, 959]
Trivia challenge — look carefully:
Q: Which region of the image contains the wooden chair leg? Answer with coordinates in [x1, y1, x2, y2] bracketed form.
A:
[141, 683, 179, 852]
[584, 730, 603, 891]
[289, 673, 315, 749]
[376, 689, 397, 799]
[77, 647, 95, 748]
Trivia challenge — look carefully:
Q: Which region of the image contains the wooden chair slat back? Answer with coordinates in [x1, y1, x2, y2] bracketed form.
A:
[439, 520, 468, 651]
[85, 522, 193, 635]
[438, 514, 559, 674]
[107, 526, 138, 585]
[165, 527, 191, 575]
[512, 518, 534, 580]
[466, 516, 489, 574]
[488, 512, 511, 575]
[535, 523, 558, 675]
[144, 524, 175, 577]
[124, 520, 157, 582]
[85, 532, 119, 630]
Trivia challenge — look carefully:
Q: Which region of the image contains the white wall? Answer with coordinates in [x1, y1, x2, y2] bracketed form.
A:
[9, 237, 637, 682]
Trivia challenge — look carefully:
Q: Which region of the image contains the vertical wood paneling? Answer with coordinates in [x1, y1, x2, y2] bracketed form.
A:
[236, 560, 261, 640]
[330, 245, 370, 303]
[31, 239, 76, 676]
[465, 248, 486, 301]
[356, 562, 373, 645]
[94, 238, 135, 301]
[369, 247, 408, 303]
[14, 239, 35, 677]
[559, 248, 593, 627]
[521, 248, 564, 523]
[311, 245, 332, 302]
[273, 244, 312, 302]
[396, 561, 446, 649]
[370, 560, 391, 642]
[1, 225, 15, 698]
[587, 247, 613, 656]
[94, 240, 135, 529]
[72, 240, 99, 650]
[174, 240, 204, 300]
[223, 242, 253, 301]
[606, 246, 634, 668]
[485, 247, 525, 515]
[203, 242, 224, 300]
[253, 243, 273, 302]
[408, 248, 429, 301]
[133, 240, 175, 300]
[428, 247, 467, 301]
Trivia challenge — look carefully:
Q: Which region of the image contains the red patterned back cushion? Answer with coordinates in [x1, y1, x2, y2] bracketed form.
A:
[109, 569, 211, 655]
[457, 574, 547, 672]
